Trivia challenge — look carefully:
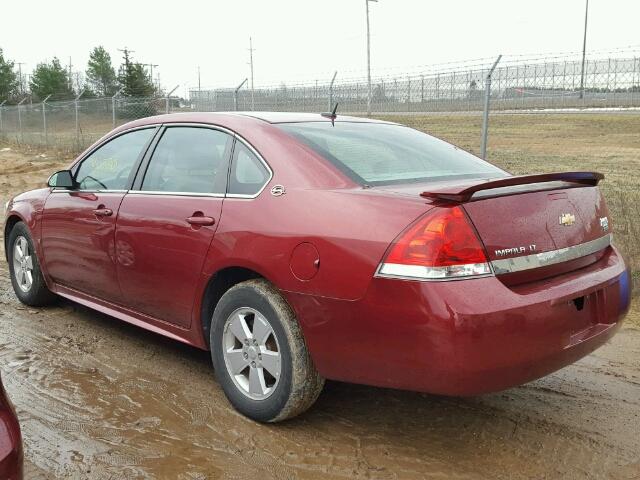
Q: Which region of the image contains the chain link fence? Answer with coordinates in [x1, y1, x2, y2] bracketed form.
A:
[1, 51, 639, 153]
[193, 55, 640, 113]
[0, 96, 166, 151]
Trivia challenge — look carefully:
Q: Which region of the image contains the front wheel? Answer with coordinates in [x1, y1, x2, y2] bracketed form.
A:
[210, 279, 324, 422]
[7, 221, 56, 306]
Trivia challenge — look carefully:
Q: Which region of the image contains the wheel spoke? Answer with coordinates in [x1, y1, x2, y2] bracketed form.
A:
[20, 237, 28, 256]
[228, 313, 251, 343]
[225, 349, 248, 374]
[249, 367, 267, 396]
[24, 271, 33, 289]
[24, 256, 34, 270]
[252, 314, 272, 346]
[260, 350, 280, 377]
[15, 268, 24, 286]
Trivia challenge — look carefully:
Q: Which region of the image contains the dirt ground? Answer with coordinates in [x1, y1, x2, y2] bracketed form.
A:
[1, 115, 640, 479]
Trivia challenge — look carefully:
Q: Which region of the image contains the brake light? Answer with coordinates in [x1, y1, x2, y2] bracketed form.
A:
[377, 206, 492, 280]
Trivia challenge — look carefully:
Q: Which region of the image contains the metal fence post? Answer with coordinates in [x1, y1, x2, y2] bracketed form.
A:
[42, 94, 52, 146]
[328, 71, 337, 111]
[166, 85, 179, 114]
[0, 100, 6, 135]
[75, 91, 86, 147]
[480, 55, 502, 160]
[17, 98, 27, 142]
[234, 78, 248, 111]
[112, 88, 124, 128]
[633, 57, 638, 107]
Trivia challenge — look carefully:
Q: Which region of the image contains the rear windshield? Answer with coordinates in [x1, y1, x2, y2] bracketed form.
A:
[277, 122, 506, 185]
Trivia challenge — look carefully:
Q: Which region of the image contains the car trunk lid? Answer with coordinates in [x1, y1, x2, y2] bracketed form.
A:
[377, 172, 612, 283]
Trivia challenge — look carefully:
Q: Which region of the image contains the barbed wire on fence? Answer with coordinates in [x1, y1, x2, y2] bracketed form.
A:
[1, 50, 639, 152]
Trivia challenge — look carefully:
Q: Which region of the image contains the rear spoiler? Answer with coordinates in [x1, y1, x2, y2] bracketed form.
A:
[420, 171, 604, 203]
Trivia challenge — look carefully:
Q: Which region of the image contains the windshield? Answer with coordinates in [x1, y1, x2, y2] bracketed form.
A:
[277, 122, 507, 185]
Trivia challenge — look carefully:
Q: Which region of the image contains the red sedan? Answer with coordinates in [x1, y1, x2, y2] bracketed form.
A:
[4, 112, 630, 422]
[0, 373, 22, 479]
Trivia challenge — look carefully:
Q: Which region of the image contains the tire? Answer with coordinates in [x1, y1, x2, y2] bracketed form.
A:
[210, 279, 324, 422]
[7, 222, 56, 307]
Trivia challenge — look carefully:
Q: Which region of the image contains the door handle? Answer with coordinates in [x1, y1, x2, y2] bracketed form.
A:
[93, 207, 113, 217]
[186, 215, 215, 226]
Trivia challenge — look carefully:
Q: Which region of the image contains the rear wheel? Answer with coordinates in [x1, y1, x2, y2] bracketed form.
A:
[7, 222, 56, 306]
[210, 279, 324, 422]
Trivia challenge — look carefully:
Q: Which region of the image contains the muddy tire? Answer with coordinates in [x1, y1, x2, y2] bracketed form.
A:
[210, 278, 324, 422]
[7, 221, 56, 307]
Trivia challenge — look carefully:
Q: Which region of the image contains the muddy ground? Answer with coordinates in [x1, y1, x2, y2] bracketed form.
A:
[1, 118, 640, 479]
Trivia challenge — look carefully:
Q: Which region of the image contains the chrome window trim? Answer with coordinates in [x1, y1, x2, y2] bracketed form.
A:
[127, 190, 225, 198]
[50, 189, 128, 194]
[491, 234, 612, 275]
[122, 123, 273, 199]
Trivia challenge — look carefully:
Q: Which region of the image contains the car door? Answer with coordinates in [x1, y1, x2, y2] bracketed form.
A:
[114, 125, 233, 328]
[41, 127, 157, 303]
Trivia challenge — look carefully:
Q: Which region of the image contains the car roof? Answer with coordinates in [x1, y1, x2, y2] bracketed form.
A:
[123, 111, 397, 128]
[231, 111, 397, 124]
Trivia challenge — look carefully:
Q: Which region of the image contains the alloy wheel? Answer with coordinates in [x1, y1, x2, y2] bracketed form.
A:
[13, 236, 34, 293]
[222, 307, 282, 400]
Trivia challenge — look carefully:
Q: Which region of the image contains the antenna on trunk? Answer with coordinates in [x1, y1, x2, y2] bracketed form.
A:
[321, 103, 339, 126]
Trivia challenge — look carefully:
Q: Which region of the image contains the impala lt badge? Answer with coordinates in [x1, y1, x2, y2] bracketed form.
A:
[600, 216, 609, 232]
[559, 213, 576, 226]
[495, 244, 537, 257]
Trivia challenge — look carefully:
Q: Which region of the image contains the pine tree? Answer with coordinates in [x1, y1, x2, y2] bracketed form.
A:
[86, 46, 117, 96]
[0, 49, 19, 103]
[29, 57, 74, 101]
[118, 49, 156, 97]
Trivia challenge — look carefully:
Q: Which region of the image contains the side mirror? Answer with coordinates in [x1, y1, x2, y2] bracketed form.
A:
[47, 170, 75, 188]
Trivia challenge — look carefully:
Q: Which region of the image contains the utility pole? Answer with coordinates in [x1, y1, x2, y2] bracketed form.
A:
[366, 0, 378, 116]
[579, 0, 589, 99]
[248, 37, 255, 110]
[16, 62, 25, 94]
[68, 57, 73, 91]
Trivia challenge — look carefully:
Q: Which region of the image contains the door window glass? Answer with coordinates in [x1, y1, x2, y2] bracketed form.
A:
[75, 128, 154, 190]
[141, 127, 231, 194]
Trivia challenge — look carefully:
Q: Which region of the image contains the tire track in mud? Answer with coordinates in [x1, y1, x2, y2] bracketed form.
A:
[1, 254, 640, 479]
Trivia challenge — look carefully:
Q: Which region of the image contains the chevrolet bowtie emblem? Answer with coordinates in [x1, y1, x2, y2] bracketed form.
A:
[559, 213, 576, 226]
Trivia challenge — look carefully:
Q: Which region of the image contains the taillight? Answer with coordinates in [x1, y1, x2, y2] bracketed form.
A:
[377, 206, 492, 280]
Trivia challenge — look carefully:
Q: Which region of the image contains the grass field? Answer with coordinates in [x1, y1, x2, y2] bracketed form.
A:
[379, 113, 640, 295]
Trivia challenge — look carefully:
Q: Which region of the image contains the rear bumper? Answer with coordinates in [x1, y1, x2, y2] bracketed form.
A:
[287, 245, 631, 395]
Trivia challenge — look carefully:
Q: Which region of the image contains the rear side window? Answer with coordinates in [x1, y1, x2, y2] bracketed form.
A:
[141, 127, 232, 194]
[75, 128, 154, 190]
[228, 141, 270, 196]
[277, 122, 506, 185]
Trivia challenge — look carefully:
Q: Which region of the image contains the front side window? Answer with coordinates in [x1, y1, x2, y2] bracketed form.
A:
[228, 141, 270, 196]
[277, 122, 506, 185]
[141, 127, 232, 194]
[75, 128, 154, 190]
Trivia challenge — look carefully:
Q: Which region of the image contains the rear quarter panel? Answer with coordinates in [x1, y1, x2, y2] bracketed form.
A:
[205, 188, 430, 301]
